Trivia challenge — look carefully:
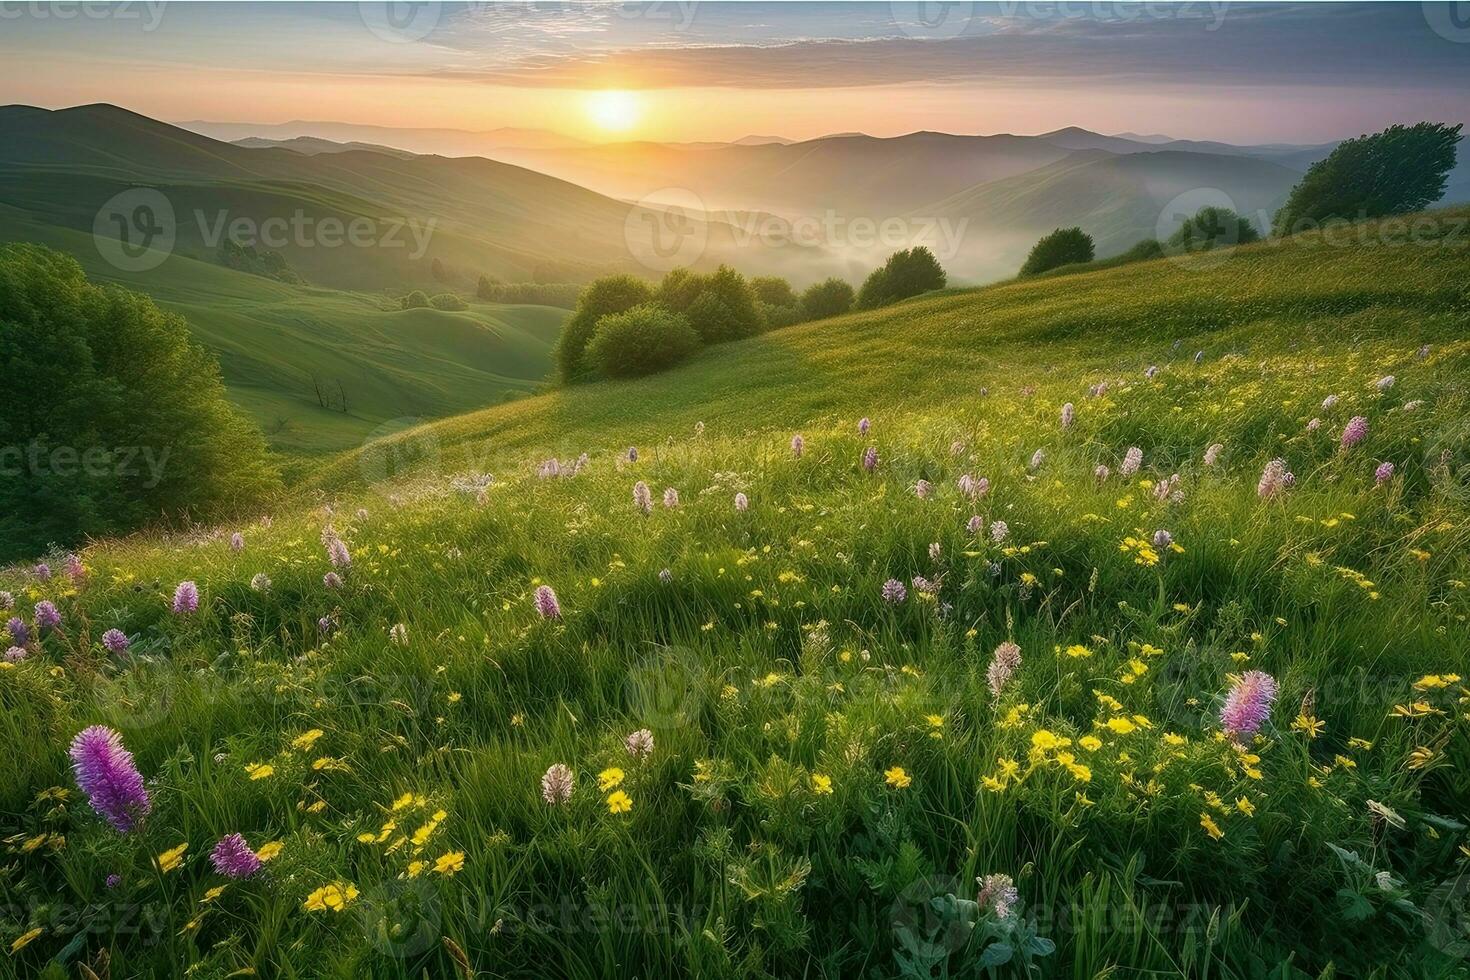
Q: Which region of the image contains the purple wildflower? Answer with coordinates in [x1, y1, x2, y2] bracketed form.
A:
[1220, 670, 1277, 742]
[8, 617, 28, 646]
[33, 563, 51, 582]
[5, 646, 26, 663]
[989, 520, 1009, 544]
[1151, 529, 1174, 551]
[105, 874, 121, 889]
[881, 579, 907, 604]
[65, 553, 84, 581]
[625, 729, 655, 759]
[1203, 443, 1223, 467]
[967, 515, 984, 535]
[976, 873, 1019, 920]
[1028, 448, 1045, 471]
[323, 571, 343, 589]
[791, 433, 804, 458]
[862, 447, 878, 473]
[627, 446, 638, 462]
[1060, 402, 1075, 429]
[230, 532, 244, 552]
[35, 600, 61, 632]
[210, 833, 262, 879]
[1306, 417, 1322, 432]
[1094, 464, 1110, 481]
[1375, 375, 1395, 392]
[1322, 394, 1339, 411]
[0, 591, 11, 611]
[1341, 416, 1368, 450]
[171, 580, 199, 615]
[326, 535, 351, 568]
[1120, 447, 1143, 477]
[534, 585, 561, 620]
[633, 480, 653, 514]
[987, 641, 1021, 700]
[1257, 458, 1294, 499]
[1375, 461, 1395, 485]
[69, 725, 151, 832]
[541, 763, 574, 805]
[663, 487, 679, 508]
[734, 492, 749, 512]
[914, 479, 932, 500]
[957, 474, 977, 499]
[1145, 365, 1159, 379]
[858, 417, 870, 435]
[101, 629, 130, 654]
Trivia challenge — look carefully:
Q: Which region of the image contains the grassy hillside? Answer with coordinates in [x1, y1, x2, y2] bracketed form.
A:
[3, 211, 1469, 978]
[0, 205, 565, 456]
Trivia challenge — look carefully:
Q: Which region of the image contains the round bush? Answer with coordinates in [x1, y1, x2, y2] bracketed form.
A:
[555, 274, 654, 382]
[585, 304, 701, 378]
[1019, 227, 1095, 277]
[429, 292, 468, 311]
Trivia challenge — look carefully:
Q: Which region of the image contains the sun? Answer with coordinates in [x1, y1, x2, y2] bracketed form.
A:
[585, 90, 641, 133]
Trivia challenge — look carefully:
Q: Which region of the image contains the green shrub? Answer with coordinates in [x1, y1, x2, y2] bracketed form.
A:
[0, 244, 279, 561]
[655, 268, 708, 314]
[800, 278, 855, 320]
[757, 301, 802, 330]
[685, 266, 764, 343]
[751, 275, 798, 308]
[1167, 207, 1261, 252]
[585, 304, 700, 378]
[856, 247, 946, 309]
[1019, 227, 1095, 277]
[555, 274, 654, 382]
[429, 292, 468, 311]
[401, 289, 430, 310]
[1273, 122, 1462, 236]
[476, 278, 581, 308]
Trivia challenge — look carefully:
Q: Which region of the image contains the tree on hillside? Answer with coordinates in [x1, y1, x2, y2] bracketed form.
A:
[1166, 207, 1261, 252]
[800, 278, 855, 320]
[1019, 227, 1094, 277]
[856, 247, 946, 310]
[654, 268, 709, 314]
[585, 304, 701, 378]
[751, 276, 798, 309]
[684, 265, 765, 343]
[0, 244, 278, 561]
[1272, 122, 1462, 236]
[555, 274, 653, 382]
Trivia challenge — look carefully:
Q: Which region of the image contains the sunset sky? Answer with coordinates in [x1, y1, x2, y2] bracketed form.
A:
[2, 2, 1467, 144]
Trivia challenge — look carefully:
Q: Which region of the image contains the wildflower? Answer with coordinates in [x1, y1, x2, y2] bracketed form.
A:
[172, 581, 199, 615]
[884, 766, 911, 789]
[1402, 399, 1423, 412]
[250, 572, 271, 592]
[1322, 394, 1339, 411]
[33, 563, 51, 581]
[625, 728, 655, 759]
[975, 873, 1019, 919]
[633, 481, 652, 514]
[663, 487, 679, 508]
[881, 579, 907, 604]
[1257, 459, 1294, 499]
[303, 882, 359, 912]
[987, 641, 1021, 700]
[6, 617, 25, 647]
[323, 571, 343, 589]
[34, 600, 60, 632]
[1203, 443, 1223, 466]
[658, 568, 673, 583]
[4, 646, 25, 663]
[0, 591, 10, 610]
[862, 446, 878, 472]
[326, 535, 351, 568]
[734, 492, 749, 512]
[811, 773, 833, 796]
[1200, 813, 1224, 840]
[69, 725, 151, 832]
[541, 763, 574, 805]
[858, 417, 870, 435]
[105, 873, 121, 888]
[989, 520, 1009, 543]
[230, 532, 244, 552]
[967, 514, 983, 535]
[1120, 447, 1143, 477]
[255, 841, 284, 862]
[389, 623, 408, 646]
[1094, 464, 1110, 480]
[1340, 415, 1368, 450]
[914, 479, 932, 500]
[1145, 365, 1159, 379]
[433, 851, 465, 876]
[534, 585, 561, 620]
[9, 927, 42, 954]
[606, 790, 633, 814]
[1306, 417, 1322, 431]
[791, 433, 804, 457]
[1060, 402, 1075, 429]
[1375, 375, 1395, 392]
[1220, 670, 1277, 741]
[156, 842, 188, 873]
[1374, 461, 1394, 485]
[1151, 529, 1173, 551]
[598, 767, 625, 791]
[209, 834, 262, 879]
[1029, 448, 1046, 471]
